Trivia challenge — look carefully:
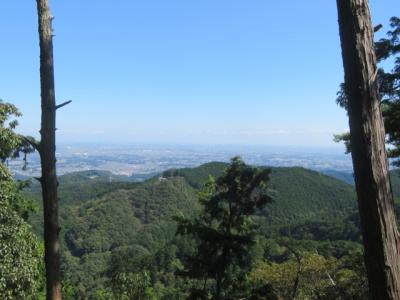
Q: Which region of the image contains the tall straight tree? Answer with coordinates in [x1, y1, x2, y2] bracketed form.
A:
[336, 0, 400, 299]
[36, 0, 70, 299]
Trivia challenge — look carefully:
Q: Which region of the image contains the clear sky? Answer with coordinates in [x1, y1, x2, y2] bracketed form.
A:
[0, 1, 398, 146]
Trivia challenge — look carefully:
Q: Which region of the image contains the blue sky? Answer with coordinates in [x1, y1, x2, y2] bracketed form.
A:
[0, 0, 398, 146]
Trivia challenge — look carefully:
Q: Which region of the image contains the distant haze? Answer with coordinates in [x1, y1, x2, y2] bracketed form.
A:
[1, 1, 397, 145]
[9, 143, 353, 178]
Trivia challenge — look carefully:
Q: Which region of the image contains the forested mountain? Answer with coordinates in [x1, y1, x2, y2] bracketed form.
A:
[164, 162, 357, 226]
[22, 162, 367, 298]
[320, 169, 354, 185]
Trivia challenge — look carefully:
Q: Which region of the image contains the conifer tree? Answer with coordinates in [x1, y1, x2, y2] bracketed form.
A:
[336, 1, 400, 298]
[176, 157, 271, 299]
[335, 16, 400, 164]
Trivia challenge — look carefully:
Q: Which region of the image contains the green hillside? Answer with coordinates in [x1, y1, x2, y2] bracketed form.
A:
[320, 169, 354, 185]
[265, 167, 356, 224]
[25, 162, 363, 298]
[27, 162, 360, 244]
[25, 170, 137, 236]
[24, 170, 134, 206]
[164, 163, 357, 226]
[59, 176, 199, 297]
[162, 161, 227, 189]
[63, 176, 199, 256]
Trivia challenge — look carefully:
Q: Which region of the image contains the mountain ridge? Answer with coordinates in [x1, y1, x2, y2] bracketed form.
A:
[24, 161, 368, 297]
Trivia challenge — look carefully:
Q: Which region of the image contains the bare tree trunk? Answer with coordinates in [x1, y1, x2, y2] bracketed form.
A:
[336, 0, 400, 299]
[36, 0, 62, 299]
[284, 244, 301, 300]
[215, 275, 222, 300]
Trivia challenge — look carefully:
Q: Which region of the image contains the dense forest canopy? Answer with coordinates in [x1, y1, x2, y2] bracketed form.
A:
[19, 158, 374, 299]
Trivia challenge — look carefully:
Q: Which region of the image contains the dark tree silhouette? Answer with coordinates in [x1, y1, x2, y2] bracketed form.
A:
[35, 0, 70, 298]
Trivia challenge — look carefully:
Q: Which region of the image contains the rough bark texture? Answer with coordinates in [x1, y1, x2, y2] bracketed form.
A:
[36, 0, 62, 299]
[336, 0, 400, 299]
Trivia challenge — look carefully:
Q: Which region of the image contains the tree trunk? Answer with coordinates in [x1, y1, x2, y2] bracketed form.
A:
[36, 0, 62, 299]
[215, 275, 221, 300]
[336, 0, 400, 299]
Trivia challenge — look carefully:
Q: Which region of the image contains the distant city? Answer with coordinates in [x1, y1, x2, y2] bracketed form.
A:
[8, 143, 354, 180]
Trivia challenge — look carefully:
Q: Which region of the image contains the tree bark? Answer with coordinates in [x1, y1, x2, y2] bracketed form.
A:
[36, 0, 62, 299]
[336, 0, 400, 299]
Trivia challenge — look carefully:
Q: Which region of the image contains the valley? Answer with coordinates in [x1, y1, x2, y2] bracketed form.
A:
[23, 161, 382, 299]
